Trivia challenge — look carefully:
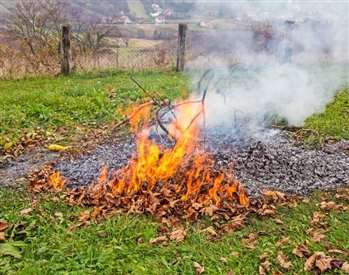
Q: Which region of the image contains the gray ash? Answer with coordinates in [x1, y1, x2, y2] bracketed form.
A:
[54, 128, 349, 198]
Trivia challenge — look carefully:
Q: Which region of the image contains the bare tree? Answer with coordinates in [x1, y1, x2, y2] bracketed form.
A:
[6, 0, 69, 54]
[85, 17, 120, 51]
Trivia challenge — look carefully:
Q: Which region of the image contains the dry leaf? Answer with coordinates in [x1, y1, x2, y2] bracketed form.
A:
[311, 229, 327, 242]
[0, 221, 10, 232]
[292, 244, 311, 258]
[259, 265, 267, 275]
[313, 211, 325, 219]
[316, 257, 332, 272]
[91, 207, 101, 221]
[259, 252, 269, 260]
[0, 232, 5, 241]
[97, 231, 107, 238]
[220, 257, 228, 264]
[222, 214, 245, 232]
[304, 253, 317, 271]
[259, 260, 272, 274]
[328, 249, 345, 255]
[320, 201, 337, 211]
[20, 208, 33, 216]
[342, 262, 349, 273]
[201, 205, 219, 216]
[231, 251, 239, 257]
[200, 226, 217, 236]
[277, 251, 293, 270]
[276, 236, 290, 247]
[274, 218, 283, 224]
[137, 238, 144, 245]
[78, 210, 90, 222]
[242, 233, 258, 249]
[193, 262, 205, 274]
[149, 236, 167, 245]
[331, 259, 345, 269]
[260, 207, 276, 216]
[168, 227, 186, 242]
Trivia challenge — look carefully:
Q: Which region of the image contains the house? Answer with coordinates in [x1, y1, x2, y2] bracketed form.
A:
[119, 15, 131, 24]
[155, 16, 166, 24]
[163, 8, 174, 17]
[150, 11, 162, 18]
[200, 19, 212, 28]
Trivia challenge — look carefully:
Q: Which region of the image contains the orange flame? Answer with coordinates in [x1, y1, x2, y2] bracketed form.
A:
[103, 98, 249, 206]
[48, 171, 67, 190]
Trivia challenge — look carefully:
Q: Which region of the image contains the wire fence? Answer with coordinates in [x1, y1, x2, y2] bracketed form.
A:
[0, 21, 348, 79]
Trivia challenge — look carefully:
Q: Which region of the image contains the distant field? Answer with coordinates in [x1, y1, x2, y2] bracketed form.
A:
[126, 0, 149, 19]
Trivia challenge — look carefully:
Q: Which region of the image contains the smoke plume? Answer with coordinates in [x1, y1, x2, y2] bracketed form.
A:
[187, 1, 349, 128]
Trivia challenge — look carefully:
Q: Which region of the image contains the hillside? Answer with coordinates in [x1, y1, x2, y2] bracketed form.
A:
[0, 0, 196, 25]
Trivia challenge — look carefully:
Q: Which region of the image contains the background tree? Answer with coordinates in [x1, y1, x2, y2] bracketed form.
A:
[6, 0, 69, 55]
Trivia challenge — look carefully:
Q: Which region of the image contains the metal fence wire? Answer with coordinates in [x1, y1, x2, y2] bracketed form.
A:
[1, 21, 348, 79]
[185, 22, 348, 70]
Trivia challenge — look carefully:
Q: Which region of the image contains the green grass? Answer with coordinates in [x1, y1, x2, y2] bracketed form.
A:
[303, 88, 349, 142]
[1, 187, 349, 274]
[0, 70, 189, 148]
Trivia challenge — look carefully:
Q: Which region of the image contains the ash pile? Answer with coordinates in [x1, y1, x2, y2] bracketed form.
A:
[56, 126, 349, 198]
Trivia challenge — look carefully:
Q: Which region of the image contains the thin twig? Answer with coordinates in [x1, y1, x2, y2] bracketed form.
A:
[130, 76, 162, 108]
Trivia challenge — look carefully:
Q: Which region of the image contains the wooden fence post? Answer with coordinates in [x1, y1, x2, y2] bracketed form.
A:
[61, 24, 71, 75]
[283, 20, 294, 64]
[176, 23, 187, 72]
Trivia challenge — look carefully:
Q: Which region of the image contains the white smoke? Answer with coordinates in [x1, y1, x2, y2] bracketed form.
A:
[187, 1, 349, 128]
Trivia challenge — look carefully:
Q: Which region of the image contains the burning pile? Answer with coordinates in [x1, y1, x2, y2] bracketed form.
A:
[29, 79, 254, 224]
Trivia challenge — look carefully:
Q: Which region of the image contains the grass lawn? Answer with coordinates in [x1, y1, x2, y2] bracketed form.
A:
[1, 69, 349, 274]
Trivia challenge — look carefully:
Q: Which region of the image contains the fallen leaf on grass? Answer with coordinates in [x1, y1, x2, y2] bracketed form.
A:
[97, 231, 107, 238]
[258, 204, 276, 216]
[316, 257, 332, 272]
[78, 210, 90, 221]
[292, 244, 311, 258]
[0, 222, 10, 232]
[311, 229, 327, 242]
[231, 251, 239, 257]
[342, 262, 349, 273]
[262, 190, 286, 204]
[277, 251, 293, 270]
[304, 252, 334, 272]
[149, 236, 167, 245]
[0, 232, 5, 241]
[200, 226, 217, 236]
[259, 252, 269, 260]
[19, 208, 33, 217]
[331, 259, 345, 269]
[274, 218, 283, 224]
[169, 227, 186, 242]
[193, 261, 205, 274]
[328, 249, 346, 255]
[242, 233, 258, 249]
[320, 201, 338, 211]
[222, 214, 246, 232]
[313, 211, 325, 219]
[276, 236, 290, 246]
[259, 260, 272, 275]
[219, 257, 228, 264]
